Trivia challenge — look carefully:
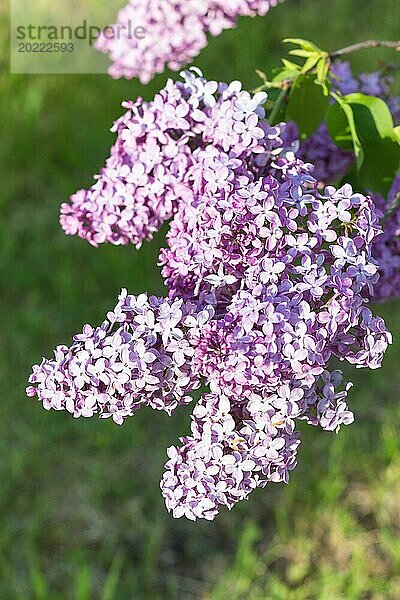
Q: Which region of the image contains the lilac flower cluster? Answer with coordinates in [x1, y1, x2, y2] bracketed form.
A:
[60, 69, 280, 247]
[95, 0, 282, 83]
[162, 368, 357, 519]
[30, 166, 392, 518]
[290, 61, 400, 302]
[27, 291, 213, 425]
[162, 393, 300, 520]
[30, 71, 394, 519]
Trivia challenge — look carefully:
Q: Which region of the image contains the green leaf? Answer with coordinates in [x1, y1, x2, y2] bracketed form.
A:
[286, 74, 330, 139]
[338, 161, 360, 191]
[283, 38, 323, 53]
[358, 137, 399, 196]
[326, 97, 359, 151]
[272, 68, 299, 83]
[346, 93, 396, 138]
[301, 53, 324, 74]
[392, 125, 400, 144]
[289, 49, 318, 58]
[281, 58, 301, 71]
[327, 93, 400, 196]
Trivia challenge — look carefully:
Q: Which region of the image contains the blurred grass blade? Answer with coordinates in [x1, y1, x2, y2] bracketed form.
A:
[75, 563, 91, 600]
[101, 551, 125, 600]
[29, 563, 48, 600]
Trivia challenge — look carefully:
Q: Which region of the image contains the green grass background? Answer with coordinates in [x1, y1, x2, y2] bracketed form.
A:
[1, 0, 400, 597]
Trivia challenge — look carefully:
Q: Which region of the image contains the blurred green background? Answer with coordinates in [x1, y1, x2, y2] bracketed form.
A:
[1, 0, 400, 597]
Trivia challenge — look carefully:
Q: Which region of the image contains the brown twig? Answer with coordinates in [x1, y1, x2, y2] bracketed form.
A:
[330, 40, 400, 60]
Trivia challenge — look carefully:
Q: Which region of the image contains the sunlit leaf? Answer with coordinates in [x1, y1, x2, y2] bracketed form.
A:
[286, 74, 330, 139]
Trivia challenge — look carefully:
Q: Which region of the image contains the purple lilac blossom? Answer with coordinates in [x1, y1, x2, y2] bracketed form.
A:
[162, 369, 356, 520]
[60, 70, 280, 247]
[161, 393, 300, 520]
[287, 62, 400, 302]
[27, 290, 214, 425]
[95, 0, 283, 83]
[31, 71, 395, 520]
[31, 147, 392, 519]
[161, 168, 390, 381]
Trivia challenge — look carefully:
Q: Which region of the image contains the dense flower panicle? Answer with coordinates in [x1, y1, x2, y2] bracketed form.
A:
[33, 70, 396, 520]
[27, 290, 214, 424]
[290, 62, 400, 302]
[161, 393, 300, 520]
[95, 0, 282, 83]
[162, 169, 390, 382]
[162, 367, 358, 519]
[60, 70, 281, 248]
[161, 163, 382, 307]
[37, 171, 393, 518]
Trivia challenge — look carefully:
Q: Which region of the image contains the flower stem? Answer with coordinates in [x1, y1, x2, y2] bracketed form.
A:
[268, 89, 288, 125]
